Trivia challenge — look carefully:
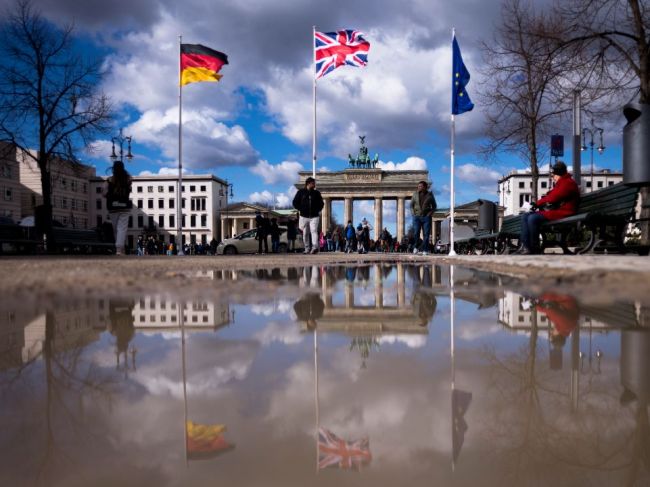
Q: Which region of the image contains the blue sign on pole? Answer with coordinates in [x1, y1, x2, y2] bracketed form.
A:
[551, 134, 564, 157]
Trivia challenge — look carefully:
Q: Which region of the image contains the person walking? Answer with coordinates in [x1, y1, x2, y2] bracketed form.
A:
[344, 220, 355, 253]
[361, 218, 373, 253]
[269, 217, 281, 253]
[410, 180, 437, 255]
[255, 210, 269, 254]
[105, 160, 132, 255]
[292, 177, 324, 254]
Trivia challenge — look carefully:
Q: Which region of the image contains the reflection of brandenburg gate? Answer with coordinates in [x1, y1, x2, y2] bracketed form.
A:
[296, 169, 429, 241]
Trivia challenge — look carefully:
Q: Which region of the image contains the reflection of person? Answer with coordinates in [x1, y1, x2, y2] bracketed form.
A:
[292, 177, 324, 254]
[536, 293, 579, 348]
[293, 292, 325, 331]
[412, 291, 437, 327]
[518, 161, 580, 255]
[108, 299, 136, 367]
[410, 180, 436, 255]
[105, 161, 132, 255]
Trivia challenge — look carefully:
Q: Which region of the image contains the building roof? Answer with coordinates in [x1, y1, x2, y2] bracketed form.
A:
[90, 173, 228, 185]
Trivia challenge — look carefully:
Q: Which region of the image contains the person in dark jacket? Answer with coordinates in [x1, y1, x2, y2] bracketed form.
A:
[410, 180, 437, 255]
[255, 210, 269, 254]
[292, 177, 324, 254]
[286, 217, 297, 252]
[518, 161, 580, 255]
[105, 160, 132, 255]
[269, 217, 281, 253]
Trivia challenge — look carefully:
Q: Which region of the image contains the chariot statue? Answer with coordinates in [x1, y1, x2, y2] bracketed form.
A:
[348, 135, 379, 169]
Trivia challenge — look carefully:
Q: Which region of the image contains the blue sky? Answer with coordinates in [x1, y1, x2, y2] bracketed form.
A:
[1, 0, 625, 233]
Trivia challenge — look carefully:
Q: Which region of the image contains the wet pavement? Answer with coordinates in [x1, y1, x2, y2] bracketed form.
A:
[1, 260, 650, 486]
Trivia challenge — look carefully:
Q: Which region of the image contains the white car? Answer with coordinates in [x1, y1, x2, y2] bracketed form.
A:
[216, 226, 304, 255]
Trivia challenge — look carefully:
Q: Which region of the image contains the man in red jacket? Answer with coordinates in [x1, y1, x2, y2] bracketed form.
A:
[518, 161, 580, 255]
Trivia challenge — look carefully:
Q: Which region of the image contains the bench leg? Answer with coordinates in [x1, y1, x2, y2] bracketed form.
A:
[576, 229, 598, 254]
[558, 231, 574, 255]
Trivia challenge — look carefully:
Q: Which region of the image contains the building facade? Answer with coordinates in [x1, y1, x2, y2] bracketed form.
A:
[0, 143, 22, 222]
[497, 168, 623, 216]
[90, 174, 228, 250]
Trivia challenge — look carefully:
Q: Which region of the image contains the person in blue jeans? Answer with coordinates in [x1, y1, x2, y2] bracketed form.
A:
[410, 181, 437, 255]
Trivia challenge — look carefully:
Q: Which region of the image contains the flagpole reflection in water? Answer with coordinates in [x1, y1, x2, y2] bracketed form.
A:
[314, 328, 319, 473]
[450, 264, 456, 472]
[180, 302, 188, 468]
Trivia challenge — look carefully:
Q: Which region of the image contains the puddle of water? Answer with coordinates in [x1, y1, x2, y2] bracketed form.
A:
[1, 264, 649, 486]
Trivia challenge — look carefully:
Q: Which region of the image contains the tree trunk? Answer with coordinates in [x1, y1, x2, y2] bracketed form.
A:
[38, 161, 54, 248]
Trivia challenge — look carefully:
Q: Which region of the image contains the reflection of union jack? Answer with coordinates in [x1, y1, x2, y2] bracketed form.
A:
[318, 427, 372, 470]
[315, 30, 370, 79]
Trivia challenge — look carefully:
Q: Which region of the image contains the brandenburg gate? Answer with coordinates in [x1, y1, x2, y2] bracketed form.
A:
[295, 137, 429, 241]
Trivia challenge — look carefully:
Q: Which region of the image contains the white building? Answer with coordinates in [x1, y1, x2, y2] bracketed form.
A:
[90, 174, 229, 250]
[497, 168, 623, 216]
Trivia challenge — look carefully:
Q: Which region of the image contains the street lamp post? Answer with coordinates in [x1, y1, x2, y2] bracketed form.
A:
[110, 128, 134, 164]
[581, 121, 605, 192]
[220, 180, 234, 238]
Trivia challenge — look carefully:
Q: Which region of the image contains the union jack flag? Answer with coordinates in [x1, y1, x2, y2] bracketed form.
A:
[314, 30, 370, 80]
[318, 427, 372, 470]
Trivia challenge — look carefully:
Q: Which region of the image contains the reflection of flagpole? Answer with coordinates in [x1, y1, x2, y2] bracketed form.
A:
[314, 329, 320, 473]
[180, 303, 189, 468]
[450, 264, 456, 472]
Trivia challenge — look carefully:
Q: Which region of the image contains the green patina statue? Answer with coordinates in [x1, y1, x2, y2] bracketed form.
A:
[348, 135, 379, 169]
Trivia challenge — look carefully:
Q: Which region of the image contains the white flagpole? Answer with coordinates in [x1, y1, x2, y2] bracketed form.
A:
[448, 28, 457, 256]
[312, 25, 317, 179]
[177, 35, 185, 256]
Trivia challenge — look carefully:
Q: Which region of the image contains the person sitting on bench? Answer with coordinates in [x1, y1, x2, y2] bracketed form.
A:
[517, 161, 580, 255]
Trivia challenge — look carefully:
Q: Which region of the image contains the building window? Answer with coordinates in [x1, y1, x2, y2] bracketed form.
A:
[148, 216, 154, 228]
[200, 185, 206, 192]
[190, 185, 196, 192]
[541, 181, 547, 189]
[169, 215, 175, 228]
[137, 199, 143, 209]
[61, 178, 67, 190]
[137, 215, 143, 228]
[61, 197, 67, 209]
[597, 181, 603, 188]
[136, 186, 143, 193]
[96, 215, 102, 226]
[608, 181, 614, 186]
[158, 215, 164, 228]
[128, 216, 133, 228]
[201, 214, 207, 227]
[95, 199, 102, 210]
[169, 198, 175, 209]
[518, 181, 525, 189]
[586, 181, 592, 188]
[147, 186, 153, 193]
[191, 197, 206, 211]
[148, 199, 154, 209]
[3, 188, 12, 201]
[158, 186, 164, 192]
[83, 200, 88, 211]
[96, 186, 103, 194]
[190, 214, 196, 227]
[82, 183, 87, 193]
[168, 185, 174, 192]
[1, 164, 11, 178]
[243, 222, 249, 229]
[71, 199, 77, 210]
[182, 215, 186, 227]
[158, 198, 164, 209]
[182, 198, 186, 209]
[71, 180, 77, 192]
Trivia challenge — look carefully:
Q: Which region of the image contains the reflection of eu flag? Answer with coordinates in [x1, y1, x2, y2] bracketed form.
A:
[452, 35, 474, 115]
[452, 389, 472, 463]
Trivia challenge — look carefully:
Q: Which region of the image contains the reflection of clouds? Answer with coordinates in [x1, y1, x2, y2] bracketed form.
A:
[378, 335, 427, 348]
[250, 304, 275, 316]
[132, 338, 259, 398]
[276, 299, 292, 314]
[355, 290, 375, 306]
[457, 322, 502, 341]
[254, 320, 304, 346]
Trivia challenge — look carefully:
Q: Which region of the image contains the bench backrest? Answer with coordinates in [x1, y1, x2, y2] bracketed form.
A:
[575, 182, 638, 217]
[499, 215, 522, 236]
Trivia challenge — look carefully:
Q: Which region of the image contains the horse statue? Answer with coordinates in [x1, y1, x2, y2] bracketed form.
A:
[348, 154, 356, 168]
[371, 154, 379, 168]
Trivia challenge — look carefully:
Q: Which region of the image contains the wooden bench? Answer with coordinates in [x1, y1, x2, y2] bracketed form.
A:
[51, 228, 115, 254]
[539, 183, 640, 254]
[0, 224, 39, 254]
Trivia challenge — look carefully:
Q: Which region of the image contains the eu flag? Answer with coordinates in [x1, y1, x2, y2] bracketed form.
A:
[452, 35, 474, 115]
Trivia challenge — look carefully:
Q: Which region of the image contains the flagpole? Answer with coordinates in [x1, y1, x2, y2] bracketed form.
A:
[450, 264, 456, 472]
[312, 25, 317, 179]
[177, 35, 185, 256]
[448, 28, 457, 256]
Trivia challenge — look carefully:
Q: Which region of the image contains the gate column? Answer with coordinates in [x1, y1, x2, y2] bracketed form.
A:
[397, 197, 405, 242]
[374, 197, 382, 240]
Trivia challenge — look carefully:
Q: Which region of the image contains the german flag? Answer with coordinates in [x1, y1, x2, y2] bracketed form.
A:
[186, 421, 235, 460]
[180, 44, 228, 86]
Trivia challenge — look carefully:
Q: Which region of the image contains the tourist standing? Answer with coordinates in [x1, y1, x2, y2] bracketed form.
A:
[270, 217, 281, 253]
[410, 180, 437, 255]
[292, 177, 324, 254]
[105, 160, 132, 255]
[286, 217, 297, 252]
[345, 220, 355, 253]
[255, 210, 269, 254]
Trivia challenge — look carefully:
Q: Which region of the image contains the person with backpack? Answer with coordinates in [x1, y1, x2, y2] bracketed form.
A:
[345, 220, 355, 253]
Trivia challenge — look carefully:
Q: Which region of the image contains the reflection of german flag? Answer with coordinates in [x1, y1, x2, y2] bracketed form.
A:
[186, 421, 235, 460]
[180, 44, 228, 86]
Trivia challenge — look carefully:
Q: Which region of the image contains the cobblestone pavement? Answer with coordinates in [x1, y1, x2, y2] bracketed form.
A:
[1, 253, 649, 303]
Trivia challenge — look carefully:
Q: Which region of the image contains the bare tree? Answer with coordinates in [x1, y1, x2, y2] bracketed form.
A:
[480, 0, 583, 200]
[554, 0, 649, 105]
[0, 0, 112, 241]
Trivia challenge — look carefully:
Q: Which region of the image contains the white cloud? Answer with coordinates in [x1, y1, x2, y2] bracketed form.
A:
[139, 167, 188, 176]
[250, 159, 303, 184]
[254, 320, 304, 346]
[249, 185, 298, 208]
[456, 163, 501, 192]
[378, 334, 427, 348]
[377, 156, 428, 171]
